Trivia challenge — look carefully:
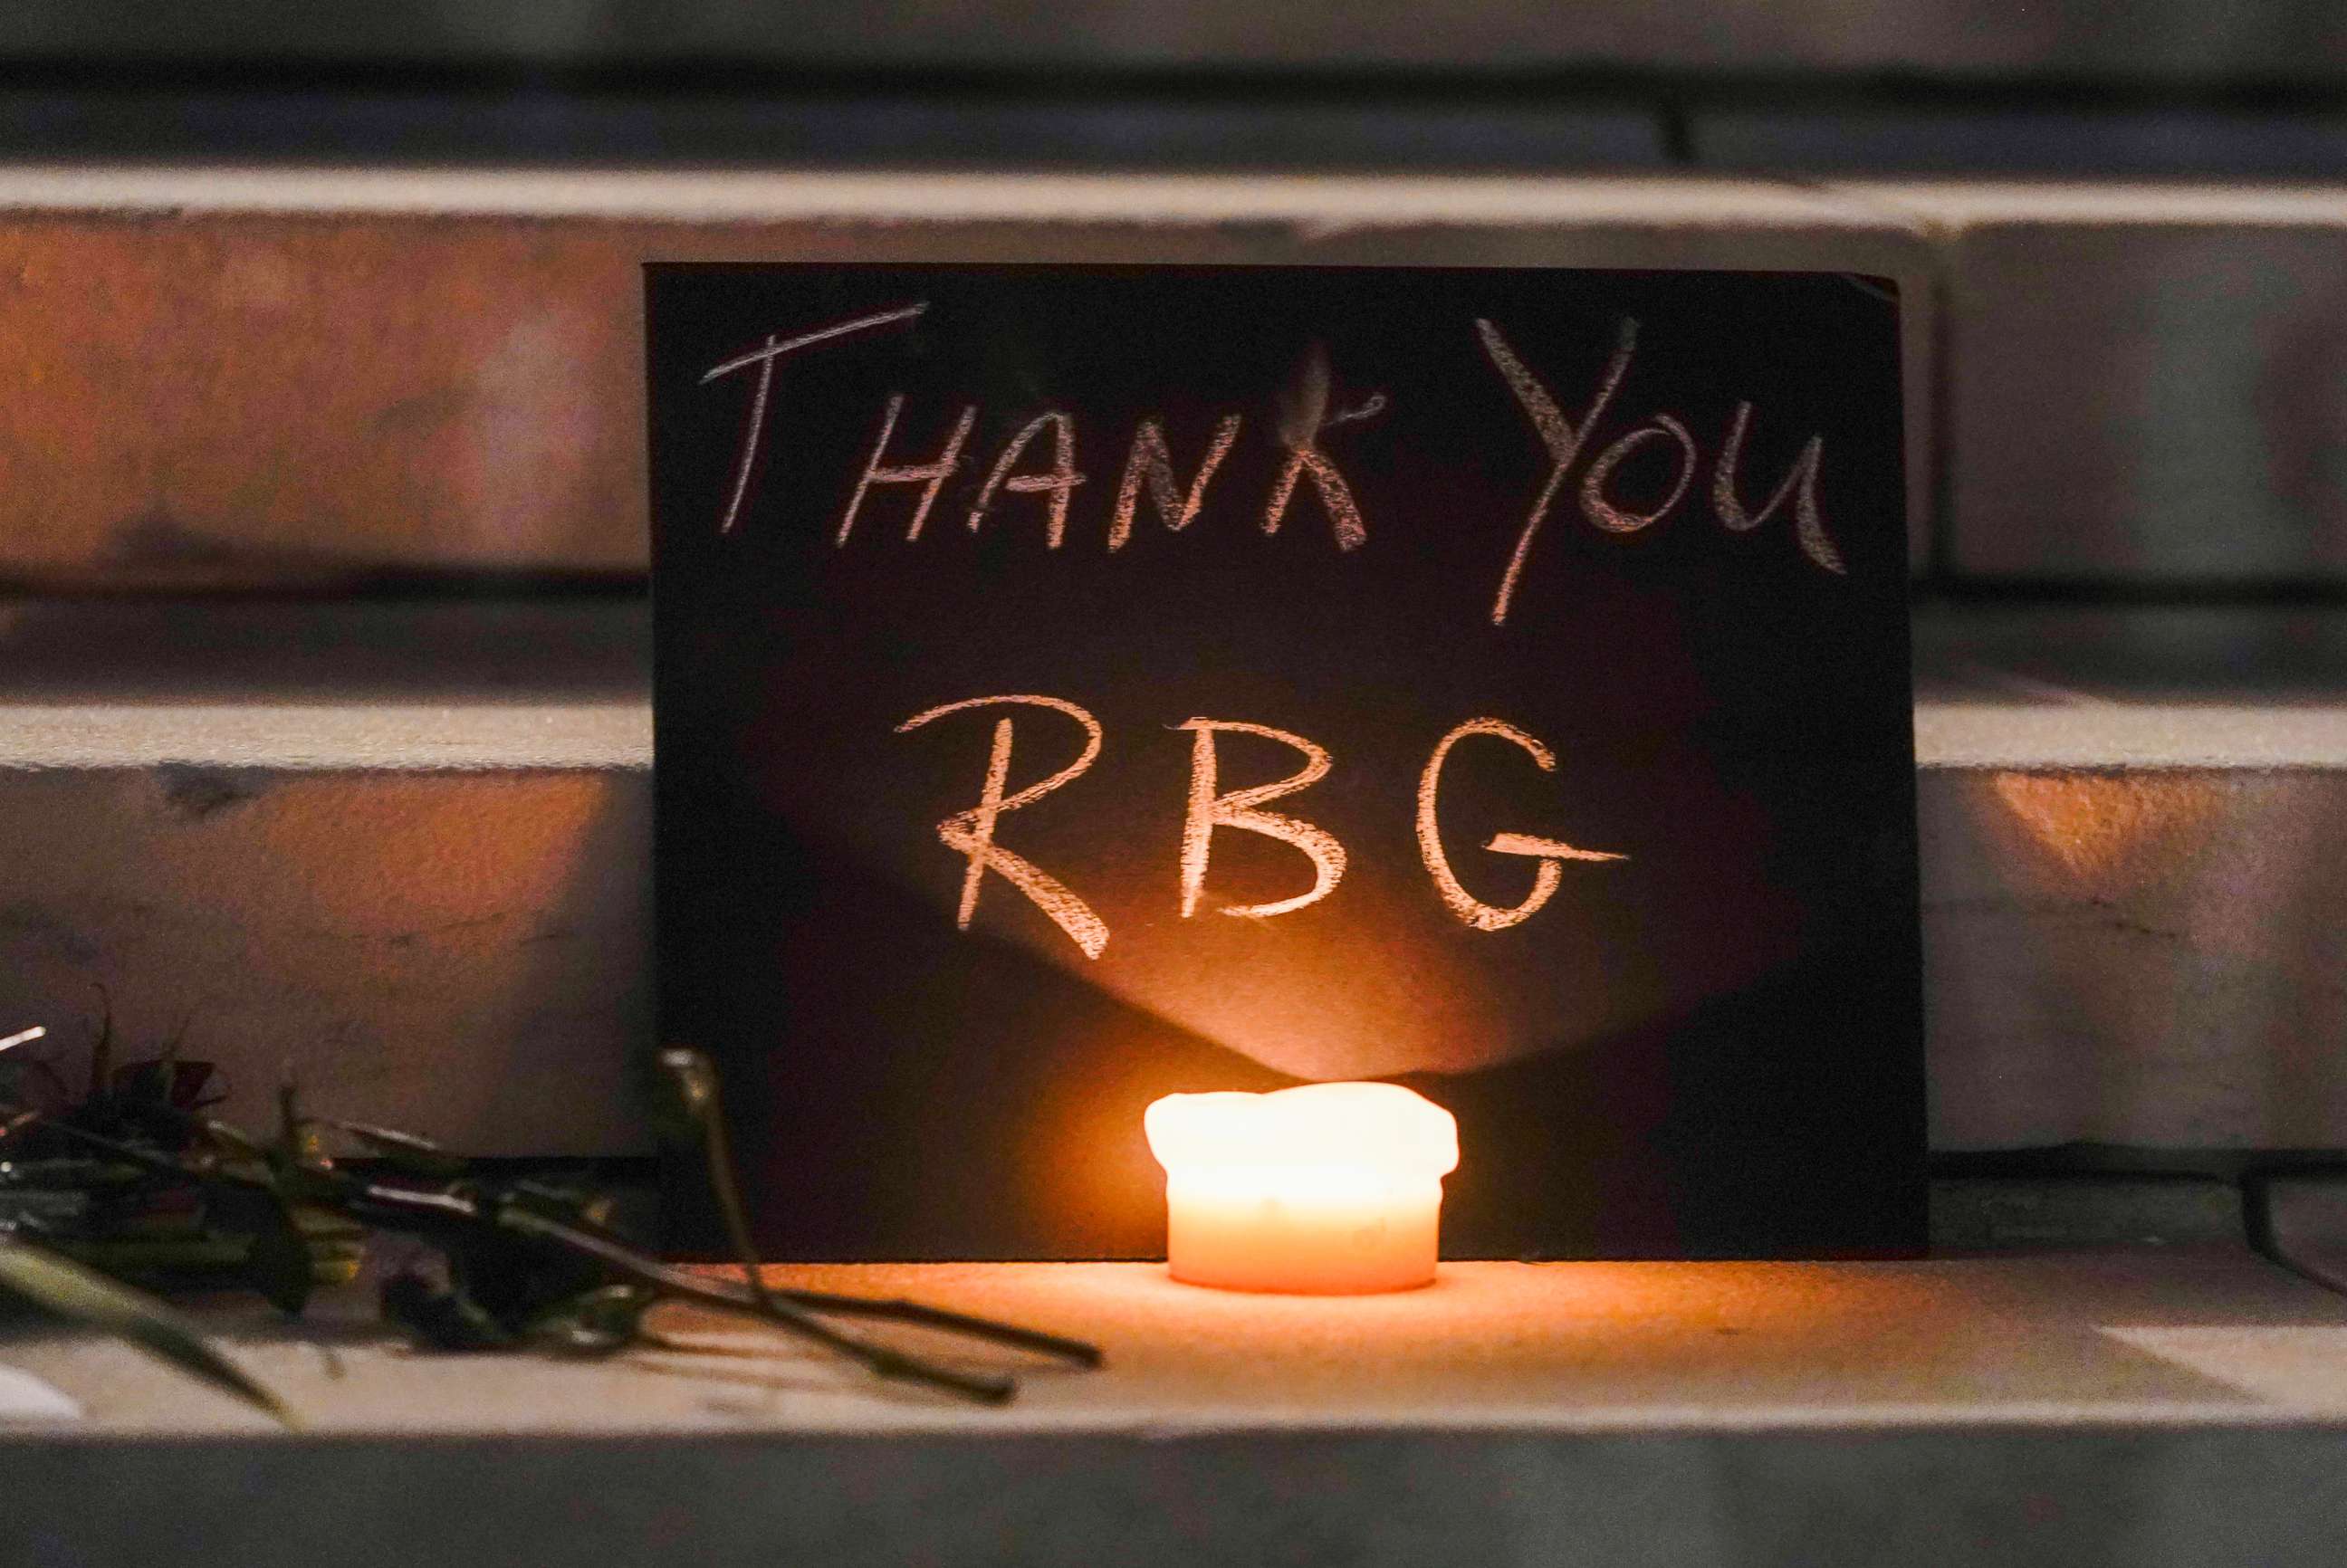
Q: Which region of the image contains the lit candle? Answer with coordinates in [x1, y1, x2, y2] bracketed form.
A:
[1144, 1082, 1459, 1295]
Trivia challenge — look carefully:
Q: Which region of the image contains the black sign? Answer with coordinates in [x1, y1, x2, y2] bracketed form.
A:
[647, 264, 1923, 1261]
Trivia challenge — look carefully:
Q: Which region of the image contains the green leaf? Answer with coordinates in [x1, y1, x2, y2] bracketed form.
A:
[0, 1234, 295, 1427]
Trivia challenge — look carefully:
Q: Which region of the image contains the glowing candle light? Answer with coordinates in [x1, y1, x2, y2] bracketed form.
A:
[1144, 1082, 1459, 1295]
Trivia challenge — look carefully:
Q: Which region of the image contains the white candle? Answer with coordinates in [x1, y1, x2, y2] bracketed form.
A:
[1144, 1082, 1459, 1295]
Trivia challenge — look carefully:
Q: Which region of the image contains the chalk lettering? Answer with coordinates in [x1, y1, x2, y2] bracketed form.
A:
[704, 302, 928, 536]
[1476, 317, 1639, 624]
[735, 306, 1854, 593]
[1108, 415, 1242, 551]
[1715, 402, 1845, 575]
[1176, 719, 1347, 920]
[1581, 416, 1696, 535]
[1417, 717, 1626, 931]
[1261, 424, 1376, 551]
[896, 694, 1109, 959]
[838, 395, 979, 546]
[1262, 344, 1380, 552]
[968, 413, 1087, 548]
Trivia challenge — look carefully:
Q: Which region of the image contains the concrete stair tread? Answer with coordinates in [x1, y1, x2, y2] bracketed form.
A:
[5, 1250, 2340, 1432]
[0, 702, 647, 770]
[1913, 604, 2347, 767]
[43, 698, 2347, 772]
[0, 164, 1907, 225]
[0, 599, 647, 768]
[4, 1252, 2346, 1563]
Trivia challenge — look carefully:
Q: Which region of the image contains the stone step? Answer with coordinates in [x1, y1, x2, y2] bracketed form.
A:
[0, 598, 2339, 1158]
[2, 168, 2345, 588]
[5, 1249, 2347, 1567]
[0, 167, 1937, 588]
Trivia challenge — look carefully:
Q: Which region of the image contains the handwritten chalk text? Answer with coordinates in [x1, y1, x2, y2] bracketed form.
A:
[1476, 317, 1848, 622]
[895, 694, 1111, 959]
[705, 304, 1854, 615]
[896, 697, 1625, 958]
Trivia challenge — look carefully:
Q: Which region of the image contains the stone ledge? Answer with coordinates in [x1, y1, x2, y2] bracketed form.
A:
[2, 1254, 2344, 1566]
[0, 167, 1933, 586]
[6, 1252, 2342, 1432]
[0, 166, 1910, 225]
